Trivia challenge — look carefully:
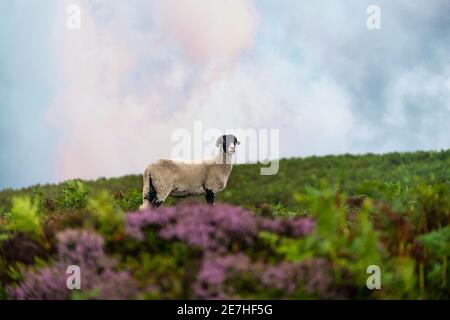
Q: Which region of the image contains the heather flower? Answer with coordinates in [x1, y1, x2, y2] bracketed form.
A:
[258, 218, 287, 234]
[122, 203, 320, 299]
[57, 229, 104, 267]
[8, 229, 139, 300]
[258, 216, 315, 237]
[125, 207, 177, 241]
[261, 258, 336, 298]
[8, 264, 70, 300]
[290, 217, 316, 237]
[193, 255, 336, 299]
[297, 258, 335, 297]
[8, 262, 138, 300]
[260, 261, 300, 294]
[7, 204, 329, 300]
[160, 204, 258, 252]
[125, 204, 313, 253]
[193, 254, 252, 299]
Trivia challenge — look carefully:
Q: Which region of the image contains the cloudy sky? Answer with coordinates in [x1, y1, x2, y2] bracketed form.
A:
[0, 0, 449, 189]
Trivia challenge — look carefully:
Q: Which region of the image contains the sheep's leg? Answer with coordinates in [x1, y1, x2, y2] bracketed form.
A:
[141, 169, 157, 210]
[152, 200, 163, 208]
[151, 185, 171, 208]
[147, 189, 157, 205]
[205, 189, 215, 206]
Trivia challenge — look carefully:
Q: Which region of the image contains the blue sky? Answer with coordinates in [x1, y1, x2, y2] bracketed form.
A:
[1, 0, 449, 190]
[0, 2, 61, 189]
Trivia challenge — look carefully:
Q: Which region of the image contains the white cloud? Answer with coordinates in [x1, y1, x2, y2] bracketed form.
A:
[47, 0, 259, 181]
[45, 0, 450, 182]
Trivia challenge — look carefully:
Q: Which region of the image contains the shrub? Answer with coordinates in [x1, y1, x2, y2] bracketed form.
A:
[3, 196, 42, 238]
[124, 204, 325, 299]
[418, 226, 450, 298]
[0, 233, 49, 265]
[115, 189, 142, 212]
[7, 229, 139, 300]
[56, 180, 89, 210]
[88, 191, 124, 239]
[1, 148, 450, 300]
[193, 254, 337, 299]
[125, 204, 314, 254]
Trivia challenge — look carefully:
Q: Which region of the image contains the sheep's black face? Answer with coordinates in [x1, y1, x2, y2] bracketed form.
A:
[216, 135, 240, 154]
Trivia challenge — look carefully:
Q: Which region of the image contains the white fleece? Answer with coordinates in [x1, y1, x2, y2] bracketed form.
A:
[140, 151, 234, 208]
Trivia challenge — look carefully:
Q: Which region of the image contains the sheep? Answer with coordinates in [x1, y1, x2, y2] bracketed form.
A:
[140, 134, 240, 209]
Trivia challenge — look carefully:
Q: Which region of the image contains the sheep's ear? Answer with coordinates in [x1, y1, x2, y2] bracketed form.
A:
[216, 135, 224, 147]
[234, 136, 240, 145]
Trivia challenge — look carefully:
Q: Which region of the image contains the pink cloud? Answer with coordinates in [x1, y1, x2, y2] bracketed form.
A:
[47, 1, 258, 182]
[160, 0, 257, 61]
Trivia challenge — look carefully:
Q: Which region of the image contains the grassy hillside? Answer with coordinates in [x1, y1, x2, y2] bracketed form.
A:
[0, 150, 449, 300]
[1, 149, 449, 212]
